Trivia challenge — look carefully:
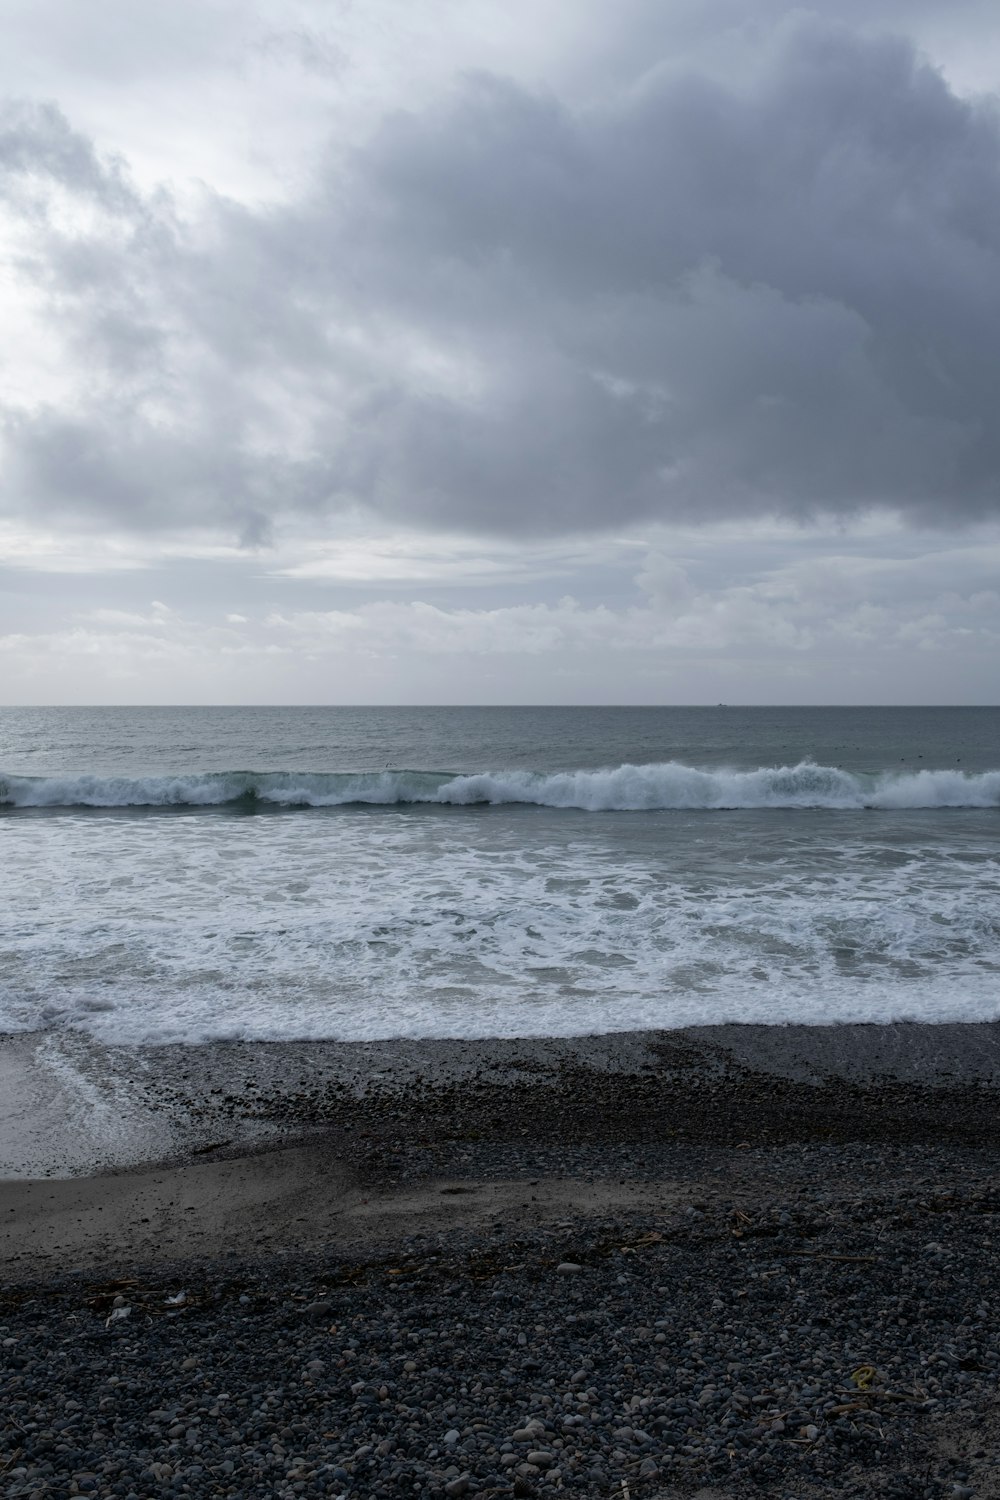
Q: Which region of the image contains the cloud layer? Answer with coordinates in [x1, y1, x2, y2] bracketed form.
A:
[4, 9, 1000, 544]
[3, 520, 999, 703]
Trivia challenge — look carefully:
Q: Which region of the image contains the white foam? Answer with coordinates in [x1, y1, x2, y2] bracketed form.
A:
[3, 761, 1000, 810]
[2, 806, 999, 1045]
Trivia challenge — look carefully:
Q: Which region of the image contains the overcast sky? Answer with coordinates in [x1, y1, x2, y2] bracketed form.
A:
[2, 0, 1000, 703]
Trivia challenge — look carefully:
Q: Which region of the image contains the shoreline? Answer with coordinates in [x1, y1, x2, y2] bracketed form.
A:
[4, 1017, 1000, 1179]
[4, 1018, 1000, 1280]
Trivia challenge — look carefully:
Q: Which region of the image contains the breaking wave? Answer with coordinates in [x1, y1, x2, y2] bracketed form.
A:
[2, 761, 1000, 811]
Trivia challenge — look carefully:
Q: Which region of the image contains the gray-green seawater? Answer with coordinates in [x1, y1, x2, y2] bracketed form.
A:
[1, 706, 998, 1042]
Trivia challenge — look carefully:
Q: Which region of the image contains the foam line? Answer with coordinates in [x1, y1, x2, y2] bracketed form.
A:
[2, 761, 1000, 810]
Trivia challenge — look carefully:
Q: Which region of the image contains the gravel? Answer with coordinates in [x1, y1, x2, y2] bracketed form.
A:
[6, 1025, 1000, 1496]
[3, 1160, 999, 1499]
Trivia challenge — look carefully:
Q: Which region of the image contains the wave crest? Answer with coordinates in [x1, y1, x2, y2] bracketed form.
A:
[2, 761, 1000, 810]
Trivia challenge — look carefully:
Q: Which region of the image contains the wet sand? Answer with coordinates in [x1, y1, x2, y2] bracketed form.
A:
[3, 1019, 999, 1279]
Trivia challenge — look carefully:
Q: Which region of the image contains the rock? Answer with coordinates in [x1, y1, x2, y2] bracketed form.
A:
[555, 1262, 583, 1274]
[525, 1451, 554, 1468]
[303, 1300, 333, 1321]
[444, 1479, 470, 1497]
[443, 1428, 461, 1445]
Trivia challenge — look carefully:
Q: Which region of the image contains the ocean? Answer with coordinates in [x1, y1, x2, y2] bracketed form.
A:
[1, 705, 999, 1046]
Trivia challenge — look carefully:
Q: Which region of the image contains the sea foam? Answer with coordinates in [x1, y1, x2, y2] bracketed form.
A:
[3, 777, 999, 1046]
[2, 761, 999, 810]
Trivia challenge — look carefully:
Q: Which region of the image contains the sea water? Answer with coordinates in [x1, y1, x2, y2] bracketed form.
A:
[1, 705, 998, 1044]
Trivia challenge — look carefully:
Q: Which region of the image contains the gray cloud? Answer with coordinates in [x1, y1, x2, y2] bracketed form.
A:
[0, 98, 135, 208]
[0, 0, 247, 87]
[4, 11, 1000, 540]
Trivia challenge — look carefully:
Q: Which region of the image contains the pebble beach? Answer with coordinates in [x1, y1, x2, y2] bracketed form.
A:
[3, 1022, 1000, 1499]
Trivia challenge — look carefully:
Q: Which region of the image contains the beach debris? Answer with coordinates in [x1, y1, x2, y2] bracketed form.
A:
[631, 1230, 665, 1248]
[785, 1251, 877, 1264]
[851, 1365, 877, 1390]
[84, 1278, 138, 1309]
[164, 1291, 188, 1306]
[105, 1305, 131, 1326]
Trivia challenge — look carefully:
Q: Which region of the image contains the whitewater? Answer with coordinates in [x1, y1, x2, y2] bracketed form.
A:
[3, 760, 1000, 810]
[1, 705, 998, 1047]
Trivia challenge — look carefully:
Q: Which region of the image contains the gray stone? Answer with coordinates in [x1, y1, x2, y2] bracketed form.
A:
[303, 1300, 333, 1321]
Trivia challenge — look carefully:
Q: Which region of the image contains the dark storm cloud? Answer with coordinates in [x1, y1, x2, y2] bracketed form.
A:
[4, 14, 1000, 538]
[339, 23, 1000, 527]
